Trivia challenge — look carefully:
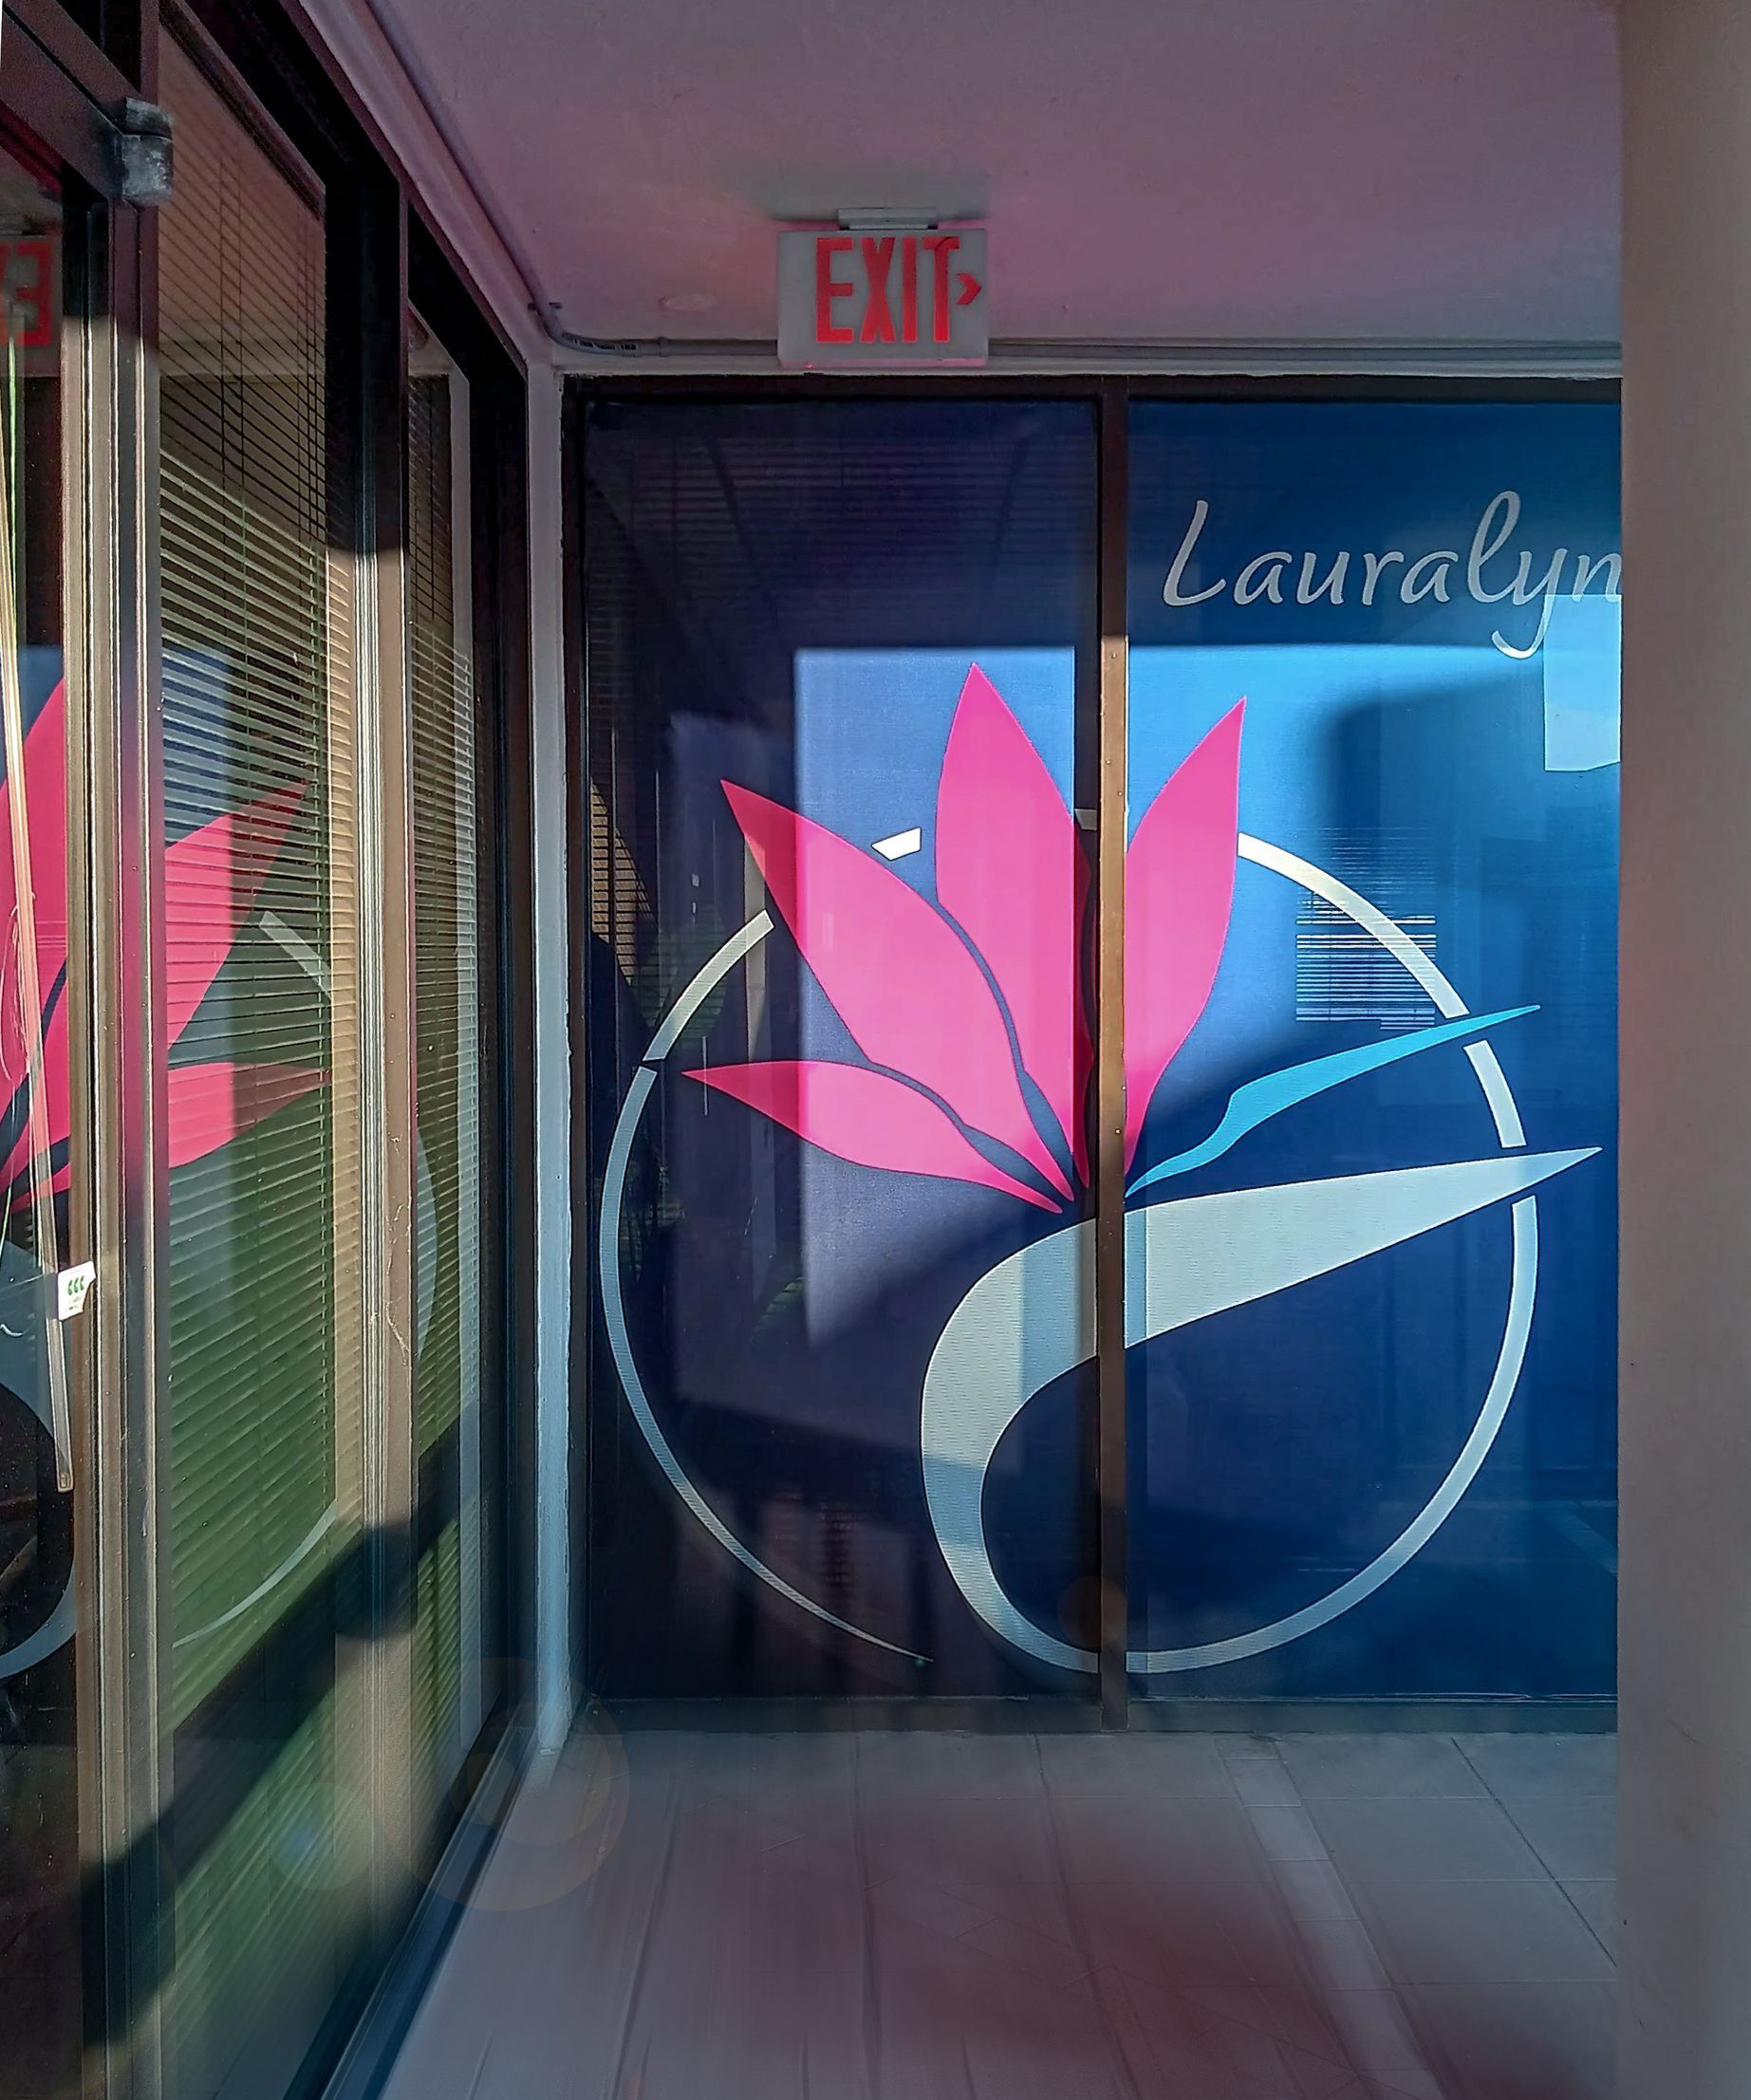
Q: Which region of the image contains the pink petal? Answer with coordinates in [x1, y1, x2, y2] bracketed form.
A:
[0, 679, 70, 1086]
[1124, 701, 1244, 1167]
[164, 782, 306, 1044]
[1, 767, 308, 1194]
[725, 782, 1073, 1199]
[936, 666, 1090, 1183]
[6, 1059, 326, 1198]
[689, 1060, 1059, 1211]
[166, 1062, 326, 1171]
[0, 988, 67, 1192]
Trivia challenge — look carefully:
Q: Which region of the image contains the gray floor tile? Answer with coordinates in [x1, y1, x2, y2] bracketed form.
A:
[1322, 1988, 1434, 2072]
[1406, 1980, 1614, 2100]
[1496, 1793, 1615, 1880]
[1230, 1755, 1304, 1808]
[860, 1791, 1061, 1891]
[1084, 1965, 1187, 2100]
[854, 1726, 1044, 1800]
[1277, 1734, 1485, 1800]
[1297, 1917, 1392, 1991]
[1111, 1965, 1309, 2098]
[1353, 1877, 1614, 1985]
[874, 1919, 1120, 2100]
[1249, 1804, 1329, 1862]
[1280, 2050, 1361, 2100]
[1071, 1877, 1312, 2020]
[960, 1915, 1093, 1990]
[867, 1865, 992, 1940]
[1274, 1858, 1359, 1922]
[1308, 1794, 1543, 1882]
[1054, 1789, 1270, 1882]
[1451, 1731, 1616, 1798]
[1558, 1879, 1617, 1959]
[1038, 1729, 1236, 1796]
[1338, 2075, 1447, 2100]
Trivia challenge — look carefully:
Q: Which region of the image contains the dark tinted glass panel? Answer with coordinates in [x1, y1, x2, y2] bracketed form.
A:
[1124, 400, 1618, 1699]
[158, 36, 369, 2096]
[584, 398, 1098, 1700]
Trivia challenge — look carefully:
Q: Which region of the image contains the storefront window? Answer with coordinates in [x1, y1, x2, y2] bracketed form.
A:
[0, 22, 524, 2095]
[584, 398, 1099, 1697]
[158, 36, 369, 2097]
[581, 390, 1619, 1713]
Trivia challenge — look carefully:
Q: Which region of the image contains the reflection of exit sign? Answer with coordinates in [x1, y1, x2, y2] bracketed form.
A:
[777, 228, 987, 368]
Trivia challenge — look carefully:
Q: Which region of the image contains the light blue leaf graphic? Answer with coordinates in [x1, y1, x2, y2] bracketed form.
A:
[1127, 1006, 1538, 1199]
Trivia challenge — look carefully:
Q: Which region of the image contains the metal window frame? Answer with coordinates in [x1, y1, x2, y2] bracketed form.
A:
[406, 202, 536, 1796]
[1, 0, 534, 2090]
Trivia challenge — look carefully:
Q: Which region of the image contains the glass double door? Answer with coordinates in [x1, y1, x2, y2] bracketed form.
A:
[579, 391, 1620, 1712]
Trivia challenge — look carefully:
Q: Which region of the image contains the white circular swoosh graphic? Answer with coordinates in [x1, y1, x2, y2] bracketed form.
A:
[920, 1148, 1593, 1673]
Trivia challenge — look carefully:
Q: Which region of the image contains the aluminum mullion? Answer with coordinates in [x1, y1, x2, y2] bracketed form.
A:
[1094, 381, 1129, 1730]
[78, 187, 168, 2100]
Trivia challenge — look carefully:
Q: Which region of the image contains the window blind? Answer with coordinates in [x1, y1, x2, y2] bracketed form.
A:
[406, 322, 485, 1812]
[157, 35, 367, 2100]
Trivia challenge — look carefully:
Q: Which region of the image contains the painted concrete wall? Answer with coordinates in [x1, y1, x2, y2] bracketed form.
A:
[1620, 1, 1751, 2090]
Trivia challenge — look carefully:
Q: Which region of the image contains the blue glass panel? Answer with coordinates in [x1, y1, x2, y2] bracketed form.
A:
[583, 400, 1099, 1698]
[1125, 400, 1618, 1699]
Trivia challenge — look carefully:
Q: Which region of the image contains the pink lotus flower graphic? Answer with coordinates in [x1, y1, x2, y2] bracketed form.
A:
[0, 678, 323, 1204]
[687, 665, 1243, 1201]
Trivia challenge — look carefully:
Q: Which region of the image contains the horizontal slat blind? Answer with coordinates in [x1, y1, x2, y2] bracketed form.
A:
[160, 40, 346, 1709]
[406, 336, 484, 1809]
[158, 35, 367, 2100]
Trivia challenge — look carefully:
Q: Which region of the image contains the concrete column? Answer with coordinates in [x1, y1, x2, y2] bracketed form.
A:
[1620, 3, 1751, 2092]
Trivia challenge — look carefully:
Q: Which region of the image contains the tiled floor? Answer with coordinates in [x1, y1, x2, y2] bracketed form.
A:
[382, 1726, 1617, 2100]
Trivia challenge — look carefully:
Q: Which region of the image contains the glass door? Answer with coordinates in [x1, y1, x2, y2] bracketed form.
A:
[581, 396, 1101, 1700]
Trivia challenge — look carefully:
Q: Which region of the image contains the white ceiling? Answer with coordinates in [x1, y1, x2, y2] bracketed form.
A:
[382, 0, 1620, 350]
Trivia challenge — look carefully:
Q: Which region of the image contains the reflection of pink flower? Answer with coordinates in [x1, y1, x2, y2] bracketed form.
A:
[0, 679, 324, 1199]
[689, 666, 1243, 1209]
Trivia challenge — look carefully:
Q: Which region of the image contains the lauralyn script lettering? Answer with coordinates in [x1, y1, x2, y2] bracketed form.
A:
[1162, 490, 1621, 660]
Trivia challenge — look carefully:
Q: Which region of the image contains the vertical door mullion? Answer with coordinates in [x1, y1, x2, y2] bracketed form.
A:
[72, 180, 168, 2100]
[338, 177, 418, 1932]
[1094, 381, 1130, 1729]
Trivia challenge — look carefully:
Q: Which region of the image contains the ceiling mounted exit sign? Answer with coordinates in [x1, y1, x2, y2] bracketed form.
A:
[777, 226, 988, 369]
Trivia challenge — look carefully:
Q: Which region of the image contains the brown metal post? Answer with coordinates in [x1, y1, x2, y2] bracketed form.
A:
[1094, 381, 1129, 1728]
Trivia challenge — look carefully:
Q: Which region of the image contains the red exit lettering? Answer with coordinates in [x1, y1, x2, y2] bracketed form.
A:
[812, 232, 981, 347]
[782, 226, 985, 366]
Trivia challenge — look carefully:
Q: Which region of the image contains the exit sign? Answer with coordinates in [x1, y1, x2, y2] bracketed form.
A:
[777, 227, 988, 368]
